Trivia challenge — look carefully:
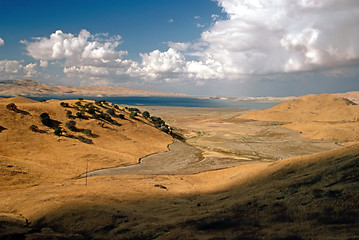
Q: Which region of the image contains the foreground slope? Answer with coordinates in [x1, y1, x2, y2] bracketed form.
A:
[1, 143, 358, 239]
[238, 94, 359, 141]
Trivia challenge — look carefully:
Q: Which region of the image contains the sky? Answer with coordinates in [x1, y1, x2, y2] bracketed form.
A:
[1, 0, 359, 97]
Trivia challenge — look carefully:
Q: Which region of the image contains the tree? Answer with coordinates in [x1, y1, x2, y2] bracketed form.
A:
[83, 129, 92, 136]
[29, 125, 38, 132]
[66, 110, 72, 118]
[40, 113, 52, 127]
[76, 111, 85, 118]
[54, 128, 62, 136]
[87, 106, 96, 114]
[129, 112, 137, 119]
[142, 111, 150, 119]
[6, 103, 17, 111]
[106, 108, 115, 116]
[60, 102, 69, 107]
[66, 120, 77, 131]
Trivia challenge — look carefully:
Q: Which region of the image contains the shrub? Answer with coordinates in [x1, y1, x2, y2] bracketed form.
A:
[128, 107, 140, 113]
[54, 128, 62, 136]
[142, 111, 150, 119]
[95, 100, 102, 106]
[78, 98, 84, 101]
[6, 103, 17, 111]
[40, 112, 50, 119]
[99, 113, 112, 122]
[83, 129, 92, 136]
[66, 120, 77, 131]
[76, 111, 85, 118]
[66, 110, 72, 118]
[114, 105, 119, 110]
[129, 112, 137, 119]
[106, 108, 115, 116]
[60, 102, 69, 107]
[40, 113, 52, 127]
[118, 114, 125, 119]
[75, 101, 82, 106]
[29, 125, 38, 132]
[87, 106, 96, 114]
[78, 136, 93, 144]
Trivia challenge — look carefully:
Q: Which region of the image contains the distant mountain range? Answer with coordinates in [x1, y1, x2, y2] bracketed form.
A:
[0, 79, 184, 97]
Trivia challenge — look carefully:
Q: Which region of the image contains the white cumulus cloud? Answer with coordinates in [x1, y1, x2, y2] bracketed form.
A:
[198, 0, 359, 77]
[0, 37, 4, 46]
[21, 29, 138, 82]
[0, 60, 38, 78]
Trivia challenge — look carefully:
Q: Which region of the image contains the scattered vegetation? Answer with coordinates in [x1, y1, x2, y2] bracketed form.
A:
[0, 125, 6, 132]
[129, 112, 137, 119]
[54, 128, 62, 136]
[29, 125, 38, 132]
[77, 135, 93, 144]
[66, 120, 77, 131]
[66, 110, 73, 118]
[40, 113, 52, 127]
[60, 102, 70, 108]
[106, 108, 115, 116]
[142, 111, 150, 119]
[76, 111, 85, 119]
[83, 129, 92, 136]
[6, 103, 17, 111]
[87, 106, 96, 114]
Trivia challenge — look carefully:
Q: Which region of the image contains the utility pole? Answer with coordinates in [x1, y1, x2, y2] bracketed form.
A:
[86, 157, 88, 187]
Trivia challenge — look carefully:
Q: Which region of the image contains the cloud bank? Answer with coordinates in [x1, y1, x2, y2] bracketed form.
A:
[19, 0, 359, 85]
[0, 37, 4, 46]
[0, 60, 37, 78]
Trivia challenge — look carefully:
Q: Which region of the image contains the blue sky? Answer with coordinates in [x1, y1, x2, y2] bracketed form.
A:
[1, 0, 359, 96]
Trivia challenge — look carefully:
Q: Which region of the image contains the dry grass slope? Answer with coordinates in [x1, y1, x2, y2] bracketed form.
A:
[239, 94, 359, 141]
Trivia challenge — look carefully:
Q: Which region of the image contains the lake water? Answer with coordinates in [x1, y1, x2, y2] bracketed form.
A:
[17, 96, 281, 109]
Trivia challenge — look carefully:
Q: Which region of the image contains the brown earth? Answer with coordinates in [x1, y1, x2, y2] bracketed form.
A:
[0, 96, 358, 239]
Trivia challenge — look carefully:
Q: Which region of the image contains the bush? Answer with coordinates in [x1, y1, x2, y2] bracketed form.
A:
[40, 112, 50, 119]
[142, 111, 150, 119]
[76, 111, 85, 118]
[78, 136, 93, 144]
[29, 125, 38, 132]
[6, 103, 17, 111]
[106, 108, 115, 116]
[66, 120, 77, 131]
[87, 106, 96, 114]
[60, 102, 69, 107]
[66, 110, 72, 118]
[54, 128, 62, 136]
[83, 129, 92, 136]
[99, 113, 112, 122]
[78, 98, 84, 101]
[118, 114, 125, 119]
[128, 107, 140, 113]
[129, 112, 137, 119]
[40, 113, 52, 127]
[75, 101, 82, 106]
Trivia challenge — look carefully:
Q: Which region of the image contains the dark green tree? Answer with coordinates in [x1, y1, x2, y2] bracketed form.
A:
[142, 111, 150, 119]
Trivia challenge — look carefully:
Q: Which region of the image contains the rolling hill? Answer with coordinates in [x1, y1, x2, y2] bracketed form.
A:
[0, 79, 183, 97]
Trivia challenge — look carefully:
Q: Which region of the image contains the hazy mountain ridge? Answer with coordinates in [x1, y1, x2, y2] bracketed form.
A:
[0, 79, 184, 97]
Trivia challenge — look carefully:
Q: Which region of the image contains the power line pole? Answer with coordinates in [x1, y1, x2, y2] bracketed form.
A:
[86, 157, 88, 187]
